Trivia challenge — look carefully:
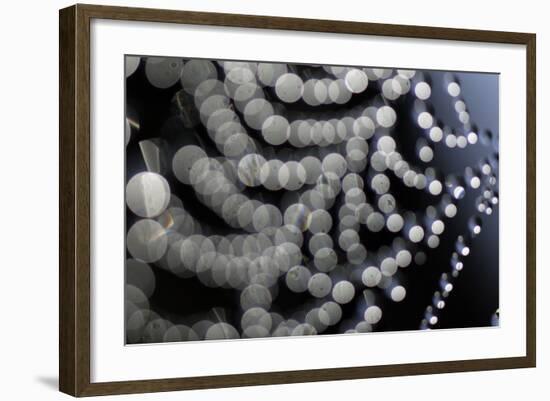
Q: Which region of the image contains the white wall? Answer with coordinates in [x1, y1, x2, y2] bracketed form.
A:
[0, 0, 544, 399]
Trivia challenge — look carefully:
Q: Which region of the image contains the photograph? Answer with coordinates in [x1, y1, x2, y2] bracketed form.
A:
[0, 0, 542, 399]
[124, 56, 500, 344]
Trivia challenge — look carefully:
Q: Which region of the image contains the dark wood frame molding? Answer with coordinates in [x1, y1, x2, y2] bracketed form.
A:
[59, 3, 536, 397]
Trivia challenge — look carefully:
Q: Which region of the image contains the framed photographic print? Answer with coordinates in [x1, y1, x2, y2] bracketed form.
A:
[59, 4, 536, 397]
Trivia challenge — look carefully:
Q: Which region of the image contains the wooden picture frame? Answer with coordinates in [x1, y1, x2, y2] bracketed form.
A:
[59, 3, 536, 397]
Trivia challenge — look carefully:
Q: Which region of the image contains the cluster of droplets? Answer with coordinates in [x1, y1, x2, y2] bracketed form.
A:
[124, 56, 498, 342]
[419, 166, 499, 330]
